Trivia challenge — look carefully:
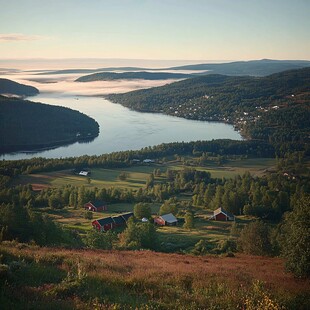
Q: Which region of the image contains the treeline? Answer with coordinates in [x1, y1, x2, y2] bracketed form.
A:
[107, 67, 310, 145]
[0, 96, 99, 152]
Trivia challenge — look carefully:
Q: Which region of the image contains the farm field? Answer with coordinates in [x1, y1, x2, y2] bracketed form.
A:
[15, 157, 276, 191]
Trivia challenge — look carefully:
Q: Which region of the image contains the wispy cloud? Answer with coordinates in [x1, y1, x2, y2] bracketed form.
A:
[0, 33, 46, 42]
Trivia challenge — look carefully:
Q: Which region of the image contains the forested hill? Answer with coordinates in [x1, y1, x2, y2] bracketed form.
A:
[0, 96, 99, 153]
[76, 71, 192, 82]
[170, 59, 310, 76]
[107, 67, 310, 144]
[0, 78, 39, 96]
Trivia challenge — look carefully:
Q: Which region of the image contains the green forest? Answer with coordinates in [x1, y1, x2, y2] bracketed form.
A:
[0, 96, 99, 152]
[107, 67, 310, 145]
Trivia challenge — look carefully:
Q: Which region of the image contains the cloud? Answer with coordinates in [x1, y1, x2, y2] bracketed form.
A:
[0, 33, 46, 42]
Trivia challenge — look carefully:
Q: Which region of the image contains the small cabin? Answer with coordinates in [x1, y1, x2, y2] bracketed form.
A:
[209, 207, 235, 221]
[84, 201, 107, 212]
[154, 213, 178, 226]
[79, 171, 90, 176]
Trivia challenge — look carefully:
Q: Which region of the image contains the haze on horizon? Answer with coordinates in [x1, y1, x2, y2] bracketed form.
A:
[0, 0, 309, 62]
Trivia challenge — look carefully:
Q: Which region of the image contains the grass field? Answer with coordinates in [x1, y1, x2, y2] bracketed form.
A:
[16, 157, 276, 191]
[1, 242, 309, 309]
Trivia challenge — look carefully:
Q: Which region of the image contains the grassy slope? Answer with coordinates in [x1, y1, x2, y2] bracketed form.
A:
[1, 243, 309, 309]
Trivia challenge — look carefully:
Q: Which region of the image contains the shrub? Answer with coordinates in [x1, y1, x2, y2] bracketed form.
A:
[238, 221, 273, 256]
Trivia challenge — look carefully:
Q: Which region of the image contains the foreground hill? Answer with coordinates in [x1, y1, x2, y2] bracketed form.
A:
[1, 242, 309, 309]
[107, 67, 310, 144]
[0, 78, 39, 96]
[76, 71, 192, 82]
[170, 59, 310, 76]
[0, 96, 99, 153]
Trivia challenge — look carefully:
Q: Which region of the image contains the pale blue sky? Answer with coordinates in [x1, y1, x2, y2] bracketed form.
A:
[0, 0, 309, 60]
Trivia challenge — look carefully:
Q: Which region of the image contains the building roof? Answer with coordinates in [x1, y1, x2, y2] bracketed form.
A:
[95, 217, 114, 226]
[93, 212, 134, 228]
[89, 200, 107, 208]
[112, 215, 126, 225]
[121, 212, 134, 221]
[160, 213, 178, 223]
[79, 171, 90, 176]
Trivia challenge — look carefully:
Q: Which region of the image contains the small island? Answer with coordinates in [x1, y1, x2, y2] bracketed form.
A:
[75, 71, 192, 82]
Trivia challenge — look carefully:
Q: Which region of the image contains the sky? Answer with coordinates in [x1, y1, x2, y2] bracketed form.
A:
[0, 0, 309, 61]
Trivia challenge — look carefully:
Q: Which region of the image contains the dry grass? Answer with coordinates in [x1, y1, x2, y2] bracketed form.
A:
[1, 243, 309, 309]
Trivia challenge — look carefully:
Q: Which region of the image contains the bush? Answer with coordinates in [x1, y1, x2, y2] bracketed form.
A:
[238, 221, 273, 256]
[84, 230, 116, 250]
[133, 203, 151, 219]
[279, 195, 310, 277]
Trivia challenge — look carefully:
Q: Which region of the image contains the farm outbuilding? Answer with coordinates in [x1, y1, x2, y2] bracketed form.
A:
[92, 212, 134, 232]
[154, 213, 178, 226]
[209, 207, 235, 221]
[84, 201, 108, 212]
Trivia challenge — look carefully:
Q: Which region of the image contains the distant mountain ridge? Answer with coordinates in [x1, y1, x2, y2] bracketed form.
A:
[75, 71, 192, 82]
[0, 78, 39, 96]
[35, 59, 310, 77]
[170, 59, 310, 76]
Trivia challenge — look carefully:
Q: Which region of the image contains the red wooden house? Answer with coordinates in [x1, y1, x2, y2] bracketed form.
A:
[84, 200, 107, 212]
[92, 212, 134, 232]
[209, 207, 235, 221]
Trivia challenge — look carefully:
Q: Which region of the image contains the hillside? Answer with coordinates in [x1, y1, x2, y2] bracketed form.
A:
[0, 96, 99, 153]
[1, 243, 309, 309]
[107, 67, 310, 144]
[76, 71, 192, 82]
[0, 78, 39, 96]
[170, 59, 310, 76]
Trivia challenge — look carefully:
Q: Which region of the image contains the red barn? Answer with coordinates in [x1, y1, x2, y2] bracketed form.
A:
[92, 217, 114, 232]
[84, 200, 107, 212]
[209, 207, 235, 221]
[92, 212, 134, 232]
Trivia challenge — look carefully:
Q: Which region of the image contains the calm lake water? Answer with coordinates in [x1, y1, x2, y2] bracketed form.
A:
[2, 93, 242, 160]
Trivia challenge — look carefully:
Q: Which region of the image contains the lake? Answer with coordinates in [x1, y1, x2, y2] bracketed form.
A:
[1, 93, 242, 160]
